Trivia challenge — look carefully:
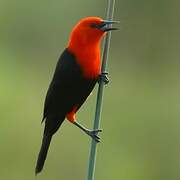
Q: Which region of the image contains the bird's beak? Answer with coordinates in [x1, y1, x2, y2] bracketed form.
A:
[98, 20, 119, 32]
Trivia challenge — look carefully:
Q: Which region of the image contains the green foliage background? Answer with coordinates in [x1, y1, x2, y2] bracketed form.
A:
[0, 0, 180, 179]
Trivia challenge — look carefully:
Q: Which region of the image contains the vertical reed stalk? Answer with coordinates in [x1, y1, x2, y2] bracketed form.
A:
[87, 1, 116, 180]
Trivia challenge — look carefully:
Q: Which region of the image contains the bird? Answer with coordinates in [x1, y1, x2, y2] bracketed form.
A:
[35, 16, 118, 175]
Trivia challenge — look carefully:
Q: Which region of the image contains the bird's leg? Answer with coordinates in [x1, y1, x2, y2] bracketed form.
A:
[73, 121, 102, 143]
[98, 72, 109, 84]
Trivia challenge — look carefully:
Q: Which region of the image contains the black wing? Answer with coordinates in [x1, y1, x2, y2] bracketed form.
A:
[42, 48, 97, 134]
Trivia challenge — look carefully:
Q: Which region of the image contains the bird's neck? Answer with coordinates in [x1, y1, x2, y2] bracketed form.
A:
[67, 39, 101, 79]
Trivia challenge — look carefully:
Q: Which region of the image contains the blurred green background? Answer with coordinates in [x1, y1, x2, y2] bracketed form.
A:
[0, 0, 180, 179]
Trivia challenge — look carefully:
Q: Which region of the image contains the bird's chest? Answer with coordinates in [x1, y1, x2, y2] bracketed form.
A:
[82, 58, 100, 79]
[76, 51, 101, 79]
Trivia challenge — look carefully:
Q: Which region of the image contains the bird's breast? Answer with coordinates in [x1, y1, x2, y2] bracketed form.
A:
[81, 58, 100, 79]
[74, 48, 101, 79]
[67, 42, 101, 79]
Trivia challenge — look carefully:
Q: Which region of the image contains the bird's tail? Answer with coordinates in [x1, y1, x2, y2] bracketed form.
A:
[35, 134, 52, 175]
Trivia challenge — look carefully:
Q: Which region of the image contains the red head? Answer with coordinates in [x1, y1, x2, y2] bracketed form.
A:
[68, 17, 105, 49]
[67, 17, 118, 78]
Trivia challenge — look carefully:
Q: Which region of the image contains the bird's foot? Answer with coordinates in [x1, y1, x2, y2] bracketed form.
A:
[98, 72, 109, 85]
[85, 129, 102, 143]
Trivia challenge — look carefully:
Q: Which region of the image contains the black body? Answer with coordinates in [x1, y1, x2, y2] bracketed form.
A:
[35, 48, 98, 174]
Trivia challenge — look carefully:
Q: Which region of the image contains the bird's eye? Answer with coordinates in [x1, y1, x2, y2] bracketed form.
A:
[90, 22, 106, 29]
[90, 23, 98, 28]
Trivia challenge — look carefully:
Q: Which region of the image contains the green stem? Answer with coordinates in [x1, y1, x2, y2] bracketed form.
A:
[87, 0, 116, 180]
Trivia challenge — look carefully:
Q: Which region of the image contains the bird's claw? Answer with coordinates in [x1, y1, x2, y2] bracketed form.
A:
[98, 72, 109, 85]
[85, 129, 102, 143]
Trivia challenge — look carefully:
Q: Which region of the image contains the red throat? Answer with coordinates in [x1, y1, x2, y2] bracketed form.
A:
[68, 43, 101, 79]
[67, 17, 104, 79]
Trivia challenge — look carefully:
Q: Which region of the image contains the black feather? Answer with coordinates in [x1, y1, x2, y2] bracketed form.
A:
[35, 134, 52, 175]
[36, 48, 98, 173]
